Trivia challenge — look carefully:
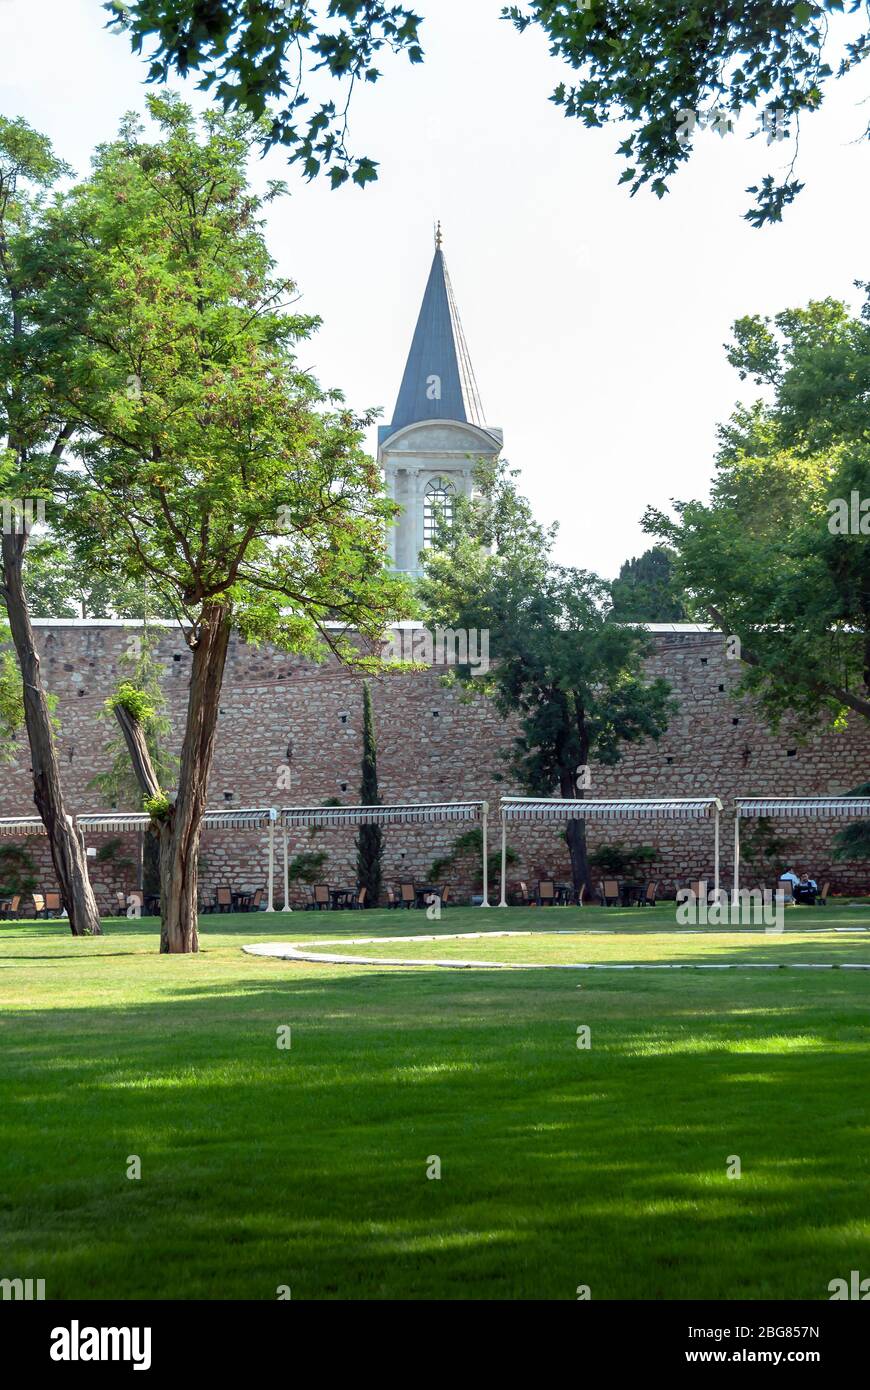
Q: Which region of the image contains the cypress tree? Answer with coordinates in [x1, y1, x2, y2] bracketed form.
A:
[355, 682, 383, 906]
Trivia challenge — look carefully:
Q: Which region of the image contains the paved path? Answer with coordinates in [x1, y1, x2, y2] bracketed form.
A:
[243, 930, 870, 972]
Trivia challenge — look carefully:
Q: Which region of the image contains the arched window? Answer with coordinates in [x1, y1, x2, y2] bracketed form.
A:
[423, 476, 456, 547]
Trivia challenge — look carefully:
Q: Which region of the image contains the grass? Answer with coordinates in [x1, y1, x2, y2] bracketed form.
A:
[1, 903, 869, 1300]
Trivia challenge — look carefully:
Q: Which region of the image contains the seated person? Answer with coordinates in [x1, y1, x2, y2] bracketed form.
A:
[779, 869, 800, 899]
[794, 873, 818, 905]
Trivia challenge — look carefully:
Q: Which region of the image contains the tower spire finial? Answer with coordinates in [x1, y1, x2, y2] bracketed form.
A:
[435, 219, 443, 250]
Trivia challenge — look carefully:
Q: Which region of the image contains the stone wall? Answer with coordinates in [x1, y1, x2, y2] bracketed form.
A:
[1, 621, 869, 911]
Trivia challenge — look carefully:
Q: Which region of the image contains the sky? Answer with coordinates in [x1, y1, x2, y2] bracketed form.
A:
[2, 0, 868, 578]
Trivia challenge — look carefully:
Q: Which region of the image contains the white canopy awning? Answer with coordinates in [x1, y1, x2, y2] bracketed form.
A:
[500, 796, 722, 822]
[0, 816, 47, 837]
[279, 801, 486, 829]
[77, 812, 151, 834]
[732, 794, 870, 901]
[736, 797, 870, 819]
[497, 796, 723, 904]
[277, 801, 491, 910]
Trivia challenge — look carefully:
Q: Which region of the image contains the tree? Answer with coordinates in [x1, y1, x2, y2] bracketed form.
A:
[0, 842, 37, 902]
[504, 0, 862, 226]
[832, 782, 870, 862]
[23, 533, 170, 619]
[0, 620, 24, 760]
[610, 546, 687, 622]
[35, 97, 408, 952]
[107, 1, 868, 223]
[92, 627, 177, 901]
[105, 0, 424, 188]
[589, 841, 657, 878]
[430, 825, 518, 896]
[355, 682, 383, 906]
[646, 288, 870, 735]
[738, 817, 798, 879]
[420, 461, 675, 896]
[0, 117, 102, 936]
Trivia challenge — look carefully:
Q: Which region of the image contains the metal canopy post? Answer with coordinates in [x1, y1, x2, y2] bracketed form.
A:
[714, 804, 720, 899]
[481, 802, 490, 907]
[282, 827, 291, 913]
[733, 814, 740, 907]
[266, 811, 276, 913]
[499, 818, 508, 908]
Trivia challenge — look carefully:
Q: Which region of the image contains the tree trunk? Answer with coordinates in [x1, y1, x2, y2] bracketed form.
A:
[561, 769, 592, 900]
[113, 602, 232, 953]
[1, 531, 102, 936]
[161, 603, 231, 953]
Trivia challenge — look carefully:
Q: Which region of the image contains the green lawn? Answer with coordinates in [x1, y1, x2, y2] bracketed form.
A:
[1, 904, 869, 1300]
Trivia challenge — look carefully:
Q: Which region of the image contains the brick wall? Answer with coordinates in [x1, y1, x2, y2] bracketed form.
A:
[1, 622, 869, 910]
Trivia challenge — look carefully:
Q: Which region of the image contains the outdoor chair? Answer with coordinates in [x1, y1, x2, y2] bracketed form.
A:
[386, 886, 399, 909]
[599, 879, 620, 907]
[688, 880, 708, 903]
[215, 886, 234, 914]
[537, 880, 556, 906]
[43, 891, 63, 918]
[351, 886, 368, 910]
[575, 883, 586, 907]
[400, 882, 416, 910]
[639, 881, 658, 907]
[0, 894, 21, 920]
[115, 891, 127, 914]
[306, 885, 331, 911]
[246, 888, 264, 912]
[513, 880, 535, 907]
[776, 878, 794, 906]
[31, 892, 46, 918]
[818, 882, 830, 906]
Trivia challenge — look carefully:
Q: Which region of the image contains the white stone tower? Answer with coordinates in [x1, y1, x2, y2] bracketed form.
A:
[378, 227, 503, 575]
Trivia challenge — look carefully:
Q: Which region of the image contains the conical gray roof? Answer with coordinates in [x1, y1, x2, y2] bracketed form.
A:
[388, 245, 485, 433]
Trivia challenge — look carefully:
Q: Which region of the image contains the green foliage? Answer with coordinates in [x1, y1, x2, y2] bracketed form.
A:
[421, 459, 676, 792]
[739, 817, 799, 878]
[105, 1, 424, 187]
[31, 95, 409, 668]
[0, 116, 72, 512]
[105, 4, 865, 224]
[355, 682, 383, 906]
[646, 287, 870, 736]
[429, 825, 517, 893]
[287, 850, 328, 884]
[107, 682, 156, 725]
[0, 842, 37, 899]
[589, 842, 657, 877]
[610, 547, 687, 623]
[0, 622, 24, 762]
[504, 1, 858, 225]
[832, 782, 870, 862]
[420, 461, 675, 893]
[143, 791, 171, 821]
[23, 535, 171, 620]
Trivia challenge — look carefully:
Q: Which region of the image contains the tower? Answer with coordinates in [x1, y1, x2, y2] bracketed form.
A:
[378, 228, 503, 575]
